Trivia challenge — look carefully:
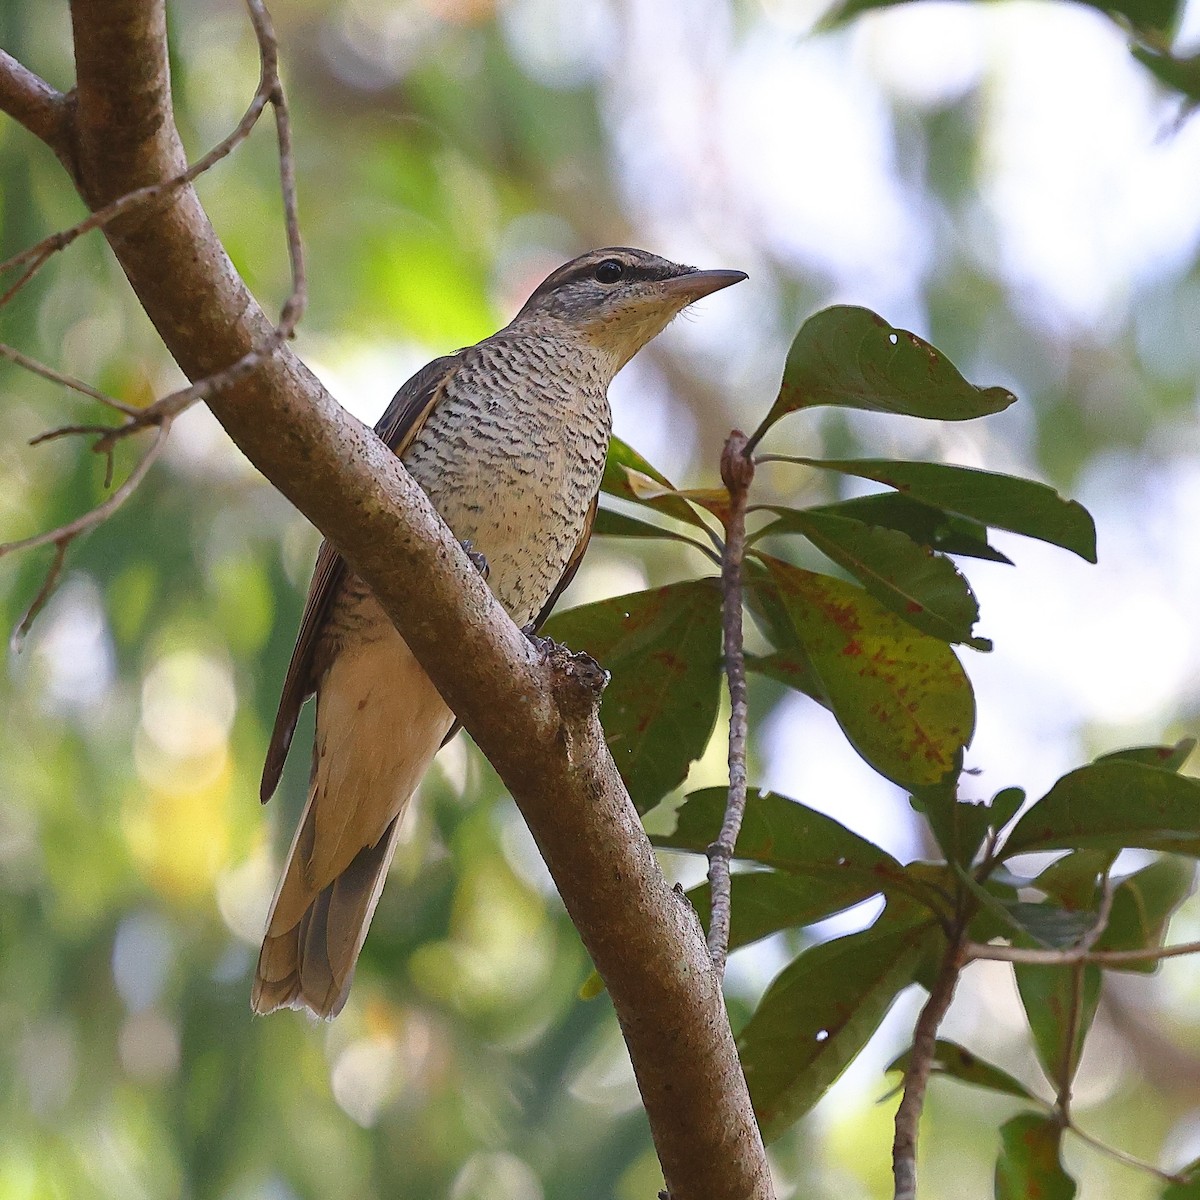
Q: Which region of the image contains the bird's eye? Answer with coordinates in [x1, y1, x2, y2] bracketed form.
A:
[594, 259, 624, 284]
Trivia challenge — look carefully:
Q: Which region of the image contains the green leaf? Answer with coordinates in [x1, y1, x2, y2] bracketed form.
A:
[799, 492, 1013, 564]
[1162, 1161, 1200, 1198]
[822, 0, 1181, 39]
[886, 1038, 1038, 1102]
[757, 554, 975, 788]
[1093, 856, 1197, 973]
[1133, 48, 1200, 102]
[911, 780, 990, 867]
[1004, 762, 1200, 859]
[779, 458, 1097, 562]
[600, 436, 713, 532]
[542, 580, 723, 812]
[1095, 739, 1196, 773]
[686, 870, 884, 953]
[738, 911, 935, 1140]
[989, 788, 1027, 839]
[994, 1113, 1077, 1200]
[591, 506, 716, 557]
[998, 902, 1101, 950]
[753, 306, 1015, 442]
[1015, 962, 1101, 1091]
[747, 650, 826, 706]
[750, 508, 988, 648]
[655, 787, 907, 889]
[1033, 850, 1115, 910]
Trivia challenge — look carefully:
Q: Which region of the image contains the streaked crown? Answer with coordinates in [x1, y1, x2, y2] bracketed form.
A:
[511, 247, 746, 370]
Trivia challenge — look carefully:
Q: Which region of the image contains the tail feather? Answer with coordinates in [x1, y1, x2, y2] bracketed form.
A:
[252, 625, 455, 1019]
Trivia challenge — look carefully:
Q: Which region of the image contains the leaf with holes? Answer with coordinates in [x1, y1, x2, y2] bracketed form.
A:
[778, 458, 1096, 562]
[995, 1113, 1077, 1200]
[750, 508, 988, 648]
[1003, 762, 1200, 859]
[542, 580, 723, 812]
[753, 307, 1015, 443]
[738, 909, 936, 1140]
[756, 554, 974, 788]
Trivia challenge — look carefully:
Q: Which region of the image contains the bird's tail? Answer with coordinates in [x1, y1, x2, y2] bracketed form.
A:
[252, 631, 455, 1019]
[251, 793, 405, 1019]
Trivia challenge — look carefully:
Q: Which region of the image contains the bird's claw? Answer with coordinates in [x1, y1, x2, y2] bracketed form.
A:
[460, 539, 489, 581]
[521, 623, 555, 655]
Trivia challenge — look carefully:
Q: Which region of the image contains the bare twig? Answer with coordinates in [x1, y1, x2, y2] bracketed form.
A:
[9, 540, 68, 653]
[0, 0, 291, 315]
[0, 421, 170, 561]
[0, 0, 305, 650]
[706, 430, 755, 980]
[0, 343, 140, 416]
[967, 938, 1200, 966]
[1065, 1118, 1188, 1185]
[962, 876, 1199, 969]
[892, 935, 965, 1200]
[0, 50, 70, 152]
[77, 0, 305, 448]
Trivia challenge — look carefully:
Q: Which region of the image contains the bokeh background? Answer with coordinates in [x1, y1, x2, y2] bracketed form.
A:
[3, 0, 1200, 1197]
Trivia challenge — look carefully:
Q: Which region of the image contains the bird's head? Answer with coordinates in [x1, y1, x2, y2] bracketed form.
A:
[513, 247, 746, 371]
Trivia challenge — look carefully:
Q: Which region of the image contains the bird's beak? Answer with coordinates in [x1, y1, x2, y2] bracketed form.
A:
[662, 268, 748, 303]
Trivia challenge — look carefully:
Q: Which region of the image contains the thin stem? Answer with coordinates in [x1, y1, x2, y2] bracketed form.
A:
[706, 430, 754, 980]
[892, 934, 965, 1200]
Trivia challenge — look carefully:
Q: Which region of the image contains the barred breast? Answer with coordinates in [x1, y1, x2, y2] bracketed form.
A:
[401, 331, 613, 628]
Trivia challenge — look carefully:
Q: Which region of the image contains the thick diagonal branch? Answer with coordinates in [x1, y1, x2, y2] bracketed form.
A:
[20, 3, 775, 1196]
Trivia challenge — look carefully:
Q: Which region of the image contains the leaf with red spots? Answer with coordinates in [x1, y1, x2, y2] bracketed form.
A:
[994, 1113, 1077, 1200]
[736, 906, 938, 1141]
[754, 554, 975, 789]
[1095, 738, 1196, 772]
[1015, 961, 1101, 1092]
[886, 1038, 1039, 1102]
[752, 306, 1015, 443]
[776, 457, 1097, 563]
[1003, 762, 1200, 858]
[542, 580, 723, 813]
[751, 506, 989, 648]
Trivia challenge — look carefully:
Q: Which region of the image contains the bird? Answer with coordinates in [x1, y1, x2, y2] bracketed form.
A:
[252, 247, 747, 1018]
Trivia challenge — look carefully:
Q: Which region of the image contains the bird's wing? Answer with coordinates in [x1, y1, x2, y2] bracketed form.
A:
[260, 353, 461, 802]
[532, 490, 598, 631]
[436, 489, 599, 750]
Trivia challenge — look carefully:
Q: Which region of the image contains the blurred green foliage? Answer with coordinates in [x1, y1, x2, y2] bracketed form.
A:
[4, 0, 1200, 1198]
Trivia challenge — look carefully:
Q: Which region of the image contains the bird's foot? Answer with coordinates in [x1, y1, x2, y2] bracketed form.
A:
[521, 622, 555, 655]
[460, 539, 489, 581]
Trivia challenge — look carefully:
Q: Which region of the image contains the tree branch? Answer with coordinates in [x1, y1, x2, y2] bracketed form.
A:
[16, 2, 776, 1195]
[892, 936, 964, 1200]
[0, 51, 72, 161]
[707, 430, 754, 979]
